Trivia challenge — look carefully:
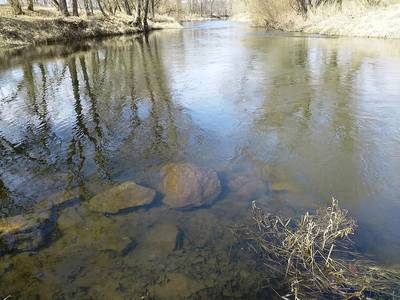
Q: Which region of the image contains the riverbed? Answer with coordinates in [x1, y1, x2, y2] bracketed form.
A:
[1, 21, 400, 298]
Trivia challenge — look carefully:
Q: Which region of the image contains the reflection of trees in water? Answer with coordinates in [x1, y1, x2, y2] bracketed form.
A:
[250, 38, 317, 164]
[250, 37, 367, 202]
[253, 38, 364, 148]
[66, 56, 109, 192]
[137, 35, 179, 158]
[0, 177, 11, 214]
[0, 35, 185, 212]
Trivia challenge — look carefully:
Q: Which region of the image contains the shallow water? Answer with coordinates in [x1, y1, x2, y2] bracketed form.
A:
[1, 21, 400, 298]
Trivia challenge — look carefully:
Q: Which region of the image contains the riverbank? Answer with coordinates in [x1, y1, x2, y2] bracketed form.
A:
[298, 3, 400, 38]
[178, 14, 230, 22]
[248, 2, 400, 39]
[0, 6, 181, 50]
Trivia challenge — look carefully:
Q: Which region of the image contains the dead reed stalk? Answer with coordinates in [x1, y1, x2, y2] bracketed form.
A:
[234, 198, 400, 299]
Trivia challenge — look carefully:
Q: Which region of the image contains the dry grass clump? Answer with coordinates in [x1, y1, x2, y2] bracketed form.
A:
[247, 0, 400, 38]
[248, 0, 302, 29]
[234, 198, 400, 299]
[298, 2, 400, 38]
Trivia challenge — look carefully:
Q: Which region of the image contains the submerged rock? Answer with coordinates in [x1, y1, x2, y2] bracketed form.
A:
[227, 174, 268, 202]
[137, 223, 179, 259]
[52, 209, 134, 254]
[269, 180, 300, 193]
[160, 163, 221, 209]
[87, 181, 156, 213]
[57, 205, 86, 231]
[0, 210, 55, 254]
[151, 272, 205, 299]
[34, 189, 81, 211]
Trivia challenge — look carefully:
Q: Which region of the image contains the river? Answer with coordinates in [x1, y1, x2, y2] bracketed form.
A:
[1, 21, 400, 298]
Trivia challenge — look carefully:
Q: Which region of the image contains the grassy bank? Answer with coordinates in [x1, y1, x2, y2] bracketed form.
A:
[247, 1, 400, 38]
[298, 2, 400, 38]
[0, 6, 181, 50]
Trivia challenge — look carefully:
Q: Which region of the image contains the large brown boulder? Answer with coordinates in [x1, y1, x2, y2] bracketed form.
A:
[160, 163, 221, 209]
[88, 181, 156, 213]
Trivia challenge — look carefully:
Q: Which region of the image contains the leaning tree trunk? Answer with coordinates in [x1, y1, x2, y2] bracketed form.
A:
[134, 0, 142, 27]
[96, 0, 108, 16]
[143, 0, 150, 31]
[51, 0, 60, 9]
[72, 0, 79, 16]
[59, 0, 70, 16]
[123, 0, 132, 15]
[9, 0, 23, 14]
[27, 0, 34, 11]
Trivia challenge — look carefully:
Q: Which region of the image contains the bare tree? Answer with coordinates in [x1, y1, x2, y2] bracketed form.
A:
[83, 0, 92, 15]
[51, 0, 60, 9]
[96, 0, 108, 16]
[143, 0, 150, 31]
[123, 0, 133, 15]
[9, 0, 23, 14]
[134, 0, 142, 27]
[27, 0, 34, 11]
[72, 0, 79, 15]
[59, 0, 70, 16]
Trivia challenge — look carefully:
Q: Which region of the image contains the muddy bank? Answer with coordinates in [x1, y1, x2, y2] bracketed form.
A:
[0, 6, 181, 51]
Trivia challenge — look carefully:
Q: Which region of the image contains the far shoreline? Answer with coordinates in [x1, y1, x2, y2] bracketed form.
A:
[242, 3, 400, 40]
[1, 3, 400, 55]
[0, 5, 182, 52]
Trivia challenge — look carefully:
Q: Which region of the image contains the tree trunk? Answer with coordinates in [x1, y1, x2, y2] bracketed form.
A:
[27, 0, 34, 11]
[143, 0, 150, 31]
[9, 0, 23, 15]
[89, 0, 94, 14]
[123, 0, 132, 15]
[51, 0, 60, 9]
[105, 0, 114, 15]
[96, 0, 108, 16]
[151, 0, 154, 18]
[59, 0, 70, 16]
[72, 0, 79, 16]
[83, 0, 91, 15]
[134, 0, 142, 27]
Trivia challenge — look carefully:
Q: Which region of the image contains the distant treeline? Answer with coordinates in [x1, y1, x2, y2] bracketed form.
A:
[7, 0, 234, 26]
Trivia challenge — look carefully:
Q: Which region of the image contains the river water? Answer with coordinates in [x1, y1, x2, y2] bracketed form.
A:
[1, 21, 400, 298]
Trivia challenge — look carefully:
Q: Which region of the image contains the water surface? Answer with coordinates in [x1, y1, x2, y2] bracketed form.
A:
[1, 21, 400, 298]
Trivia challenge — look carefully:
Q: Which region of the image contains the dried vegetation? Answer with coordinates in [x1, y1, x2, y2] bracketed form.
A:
[234, 198, 400, 299]
[0, 6, 180, 50]
[247, 0, 400, 38]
